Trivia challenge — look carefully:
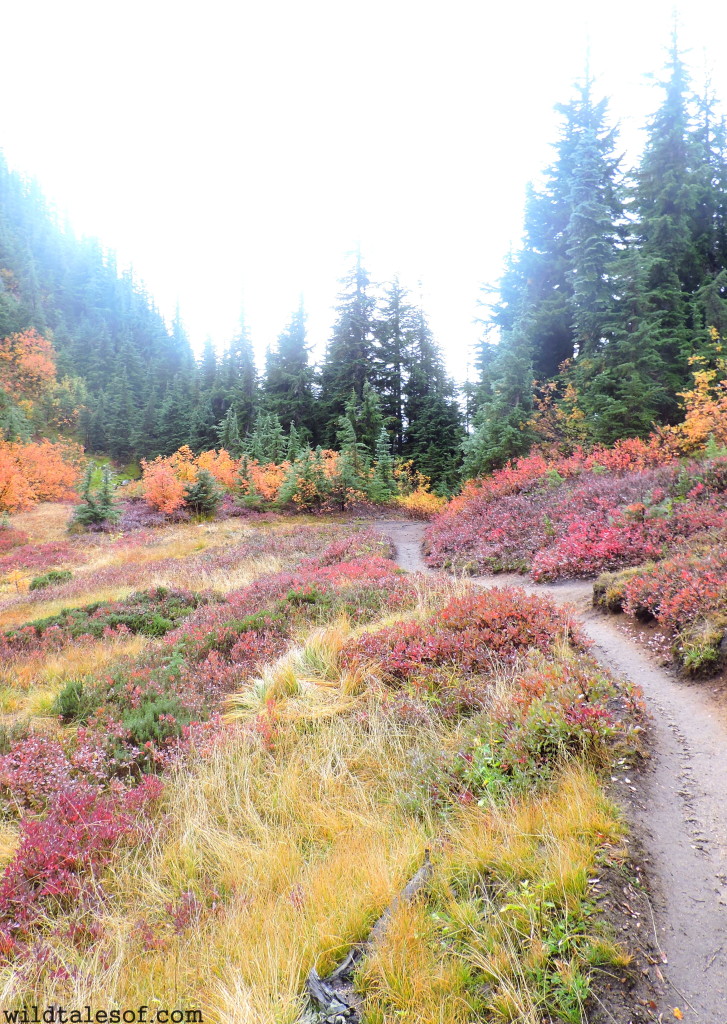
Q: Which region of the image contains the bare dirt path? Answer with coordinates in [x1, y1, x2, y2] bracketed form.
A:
[378, 520, 727, 1023]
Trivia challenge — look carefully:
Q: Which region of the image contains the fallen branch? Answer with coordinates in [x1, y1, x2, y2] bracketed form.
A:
[304, 850, 433, 1023]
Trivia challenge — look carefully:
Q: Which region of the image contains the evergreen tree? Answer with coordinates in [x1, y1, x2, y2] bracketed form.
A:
[575, 250, 675, 442]
[183, 468, 221, 518]
[580, 38, 708, 439]
[626, 40, 702, 393]
[357, 381, 384, 453]
[236, 454, 262, 508]
[372, 278, 415, 453]
[71, 465, 120, 529]
[335, 412, 368, 482]
[463, 320, 535, 477]
[404, 308, 464, 490]
[369, 426, 397, 502]
[189, 393, 220, 452]
[286, 421, 302, 461]
[328, 416, 368, 510]
[693, 87, 727, 335]
[226, 308, 258, 435]
[263, 300, 317, 438]
[133, 390, 161, 458]
[157, 375, 193, 454]
[319, 248, 376, 441]
[216, 406, 242, 455]
[199, 337, 218, 390]
[564, 79, 625, 357]
[105, 369, 136, 459]
[247, 411, 287, 463]
[278, 446, 330, 509]
[0, 396, 31, 442]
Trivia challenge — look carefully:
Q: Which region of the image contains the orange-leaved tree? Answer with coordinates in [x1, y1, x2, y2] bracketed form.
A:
[0, 329, 57, 403]
[0, 328, 86, 434]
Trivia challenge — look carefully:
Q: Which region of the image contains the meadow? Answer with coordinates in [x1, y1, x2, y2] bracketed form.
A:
[0, 502, 644, 1024]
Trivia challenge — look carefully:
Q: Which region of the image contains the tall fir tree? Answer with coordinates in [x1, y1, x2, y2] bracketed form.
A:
[403, 307, 464, 491]
[216, 406, 242, 455]
[319, 248, 376, 442]
[463, 319, 535, 477]
[226, 308, 258, 435]
[564, 77, 625, 358]
[579, 38, 708, 440]
[262, 299, 317, 439]
[372, 278, 415, 454]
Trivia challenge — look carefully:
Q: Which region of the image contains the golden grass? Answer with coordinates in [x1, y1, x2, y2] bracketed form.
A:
[0, 635, 148, 722]
[0, 515, 322, 624]
[0, 705, 436, 1020]
[0, 586, 137, 630]
[0, 519, 633, 1022]
[359, 768, 626, 1024]
[0, 824, 19, 870]
[9, 502, 73, 543]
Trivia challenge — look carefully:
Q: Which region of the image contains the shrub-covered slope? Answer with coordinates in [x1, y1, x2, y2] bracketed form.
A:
[426, 442, 727, 673]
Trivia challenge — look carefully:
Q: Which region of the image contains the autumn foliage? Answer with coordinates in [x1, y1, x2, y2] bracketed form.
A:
[0, 439, 83, 512]
[140, 445, 403, 514]
[656, 337, 727, 454]
[140, 458, 187, 514]
[0, 328, 85, 434]
[0, 329, 57, 402]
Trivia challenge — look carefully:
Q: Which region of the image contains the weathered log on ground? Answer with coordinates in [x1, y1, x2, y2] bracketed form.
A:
[303, 851, 433, 1023]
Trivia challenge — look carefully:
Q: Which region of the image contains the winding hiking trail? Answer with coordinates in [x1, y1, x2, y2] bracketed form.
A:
[378, 520, 727, 1023]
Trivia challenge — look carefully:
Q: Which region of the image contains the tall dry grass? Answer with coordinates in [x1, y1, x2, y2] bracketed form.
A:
[0, 703, 438, 1021]
[0, 519, 633, 1023]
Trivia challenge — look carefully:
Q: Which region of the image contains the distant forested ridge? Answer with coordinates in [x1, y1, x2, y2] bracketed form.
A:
[465, 42, 727, 475]
[4, 38, 727, 495]
[0, 155, 463, 489]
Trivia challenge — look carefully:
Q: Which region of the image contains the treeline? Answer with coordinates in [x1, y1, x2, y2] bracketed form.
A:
[466, 41, 727, 475]
[0, 157, 462, 490]
[6, 39, 723, 497]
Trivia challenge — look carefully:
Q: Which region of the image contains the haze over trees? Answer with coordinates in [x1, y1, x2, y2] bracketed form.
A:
[2, 42, 727, 493]
[0, 164, 463, 489]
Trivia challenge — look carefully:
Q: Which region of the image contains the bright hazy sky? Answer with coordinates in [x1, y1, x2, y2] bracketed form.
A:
[3, 0, 727, 381]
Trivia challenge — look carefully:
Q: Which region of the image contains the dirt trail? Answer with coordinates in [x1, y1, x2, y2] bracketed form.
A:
[379, 520, 727, 1023]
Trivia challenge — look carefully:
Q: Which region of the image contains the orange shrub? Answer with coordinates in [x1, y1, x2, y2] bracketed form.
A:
[14, 440, 83, 501]
[196, 449, 239, 490]
[0, 449, 35, 512]
[0, 440, 82, 512]
[0, 329, 57, 403]
[168, 445, 198, 484]
[140, 459, 186, 514]
[246, 459, 289, 501]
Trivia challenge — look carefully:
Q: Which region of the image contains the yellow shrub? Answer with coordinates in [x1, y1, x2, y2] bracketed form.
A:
[395, 488, 447, 519]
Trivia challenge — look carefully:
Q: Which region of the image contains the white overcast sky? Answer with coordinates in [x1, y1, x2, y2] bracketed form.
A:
[2, 0, 727, 382]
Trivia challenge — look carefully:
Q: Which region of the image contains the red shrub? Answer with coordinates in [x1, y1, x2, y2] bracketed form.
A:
[427, 450, 727, 581]
[343, 587, 584, 685]
[621, 548, 727, 630]
[0, 776, 162, 956]
[0, 528, 28, 554]
[0, 540, 83, 575]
